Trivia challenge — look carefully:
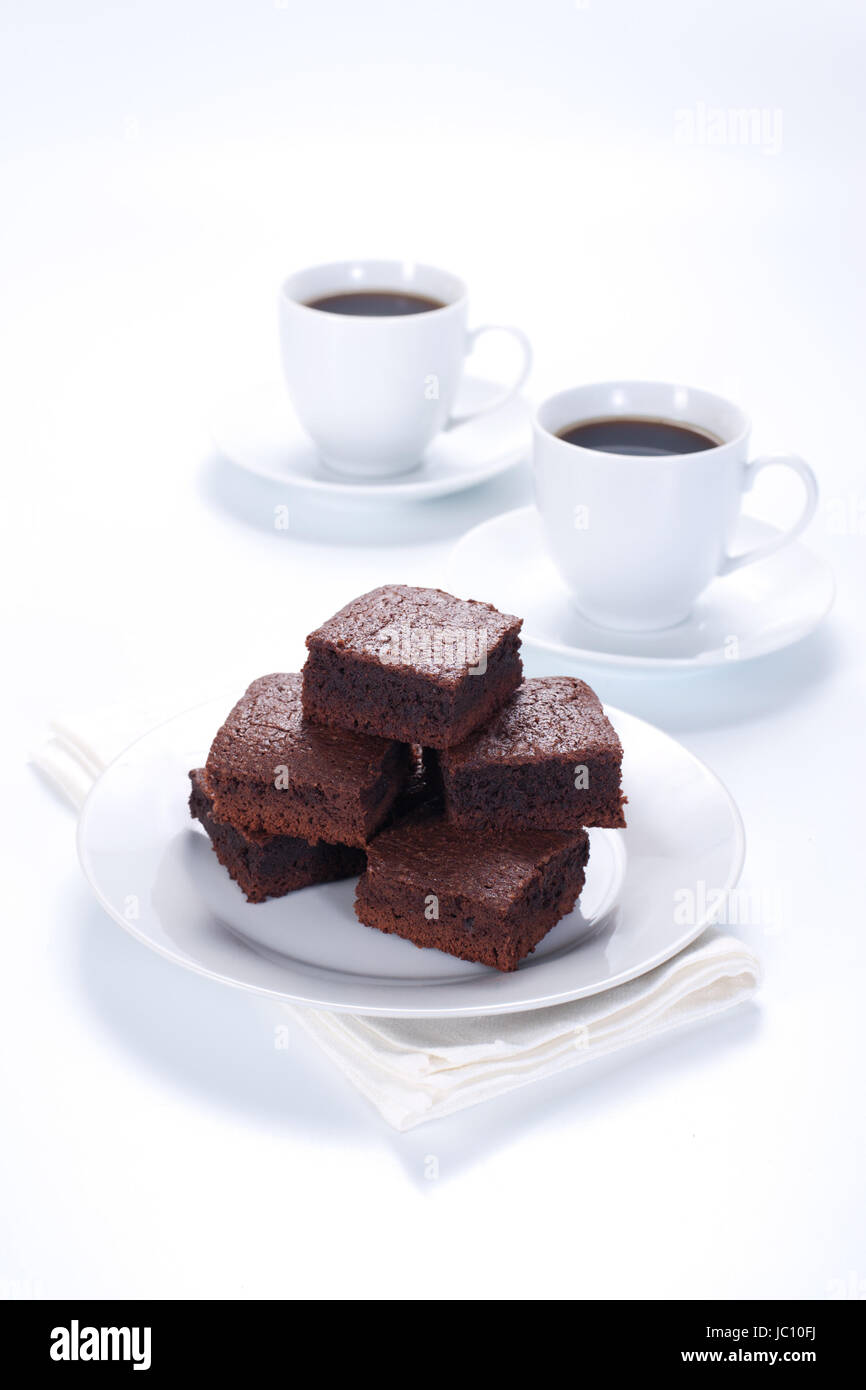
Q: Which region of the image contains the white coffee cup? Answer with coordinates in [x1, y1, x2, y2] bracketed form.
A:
[533, 381, 819, 632]
[278, 259, 532, 478]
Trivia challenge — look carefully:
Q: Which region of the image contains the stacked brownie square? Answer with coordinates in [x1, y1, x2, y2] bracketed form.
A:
[189, 672, 404, 903]
[190, 585, 625, 971]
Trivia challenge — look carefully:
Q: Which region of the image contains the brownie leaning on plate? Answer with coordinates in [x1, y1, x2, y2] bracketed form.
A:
[189, 768, 365, 903]
[440, 676, 627, 832]
[355, 816, 590, 972]
[301, 584, 523, 748]
[204, 672, 410, 848]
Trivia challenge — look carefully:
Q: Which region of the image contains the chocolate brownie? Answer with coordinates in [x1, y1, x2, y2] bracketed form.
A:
[302, 585, 523, 748]
[204, 673, 410, 848]
[355, 817, 590, 972]
[189, 769, 365, 903]
[440, 676, 626, 831]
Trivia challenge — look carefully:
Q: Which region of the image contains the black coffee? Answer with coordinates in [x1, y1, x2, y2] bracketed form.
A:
[556, 417, 721, 456]
[305, 290, 445, 317]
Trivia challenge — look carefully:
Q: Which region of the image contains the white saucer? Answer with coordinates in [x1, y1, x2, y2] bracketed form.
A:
[77, 699, 744, 1017]
[211, 376, 530, 501]
[448, 506, 835, 671]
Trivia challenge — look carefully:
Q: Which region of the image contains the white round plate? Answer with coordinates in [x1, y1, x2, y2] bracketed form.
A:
[211, 377, 530, 501]
[448, 506, 834, 670]
[77, 699, 744, 1017]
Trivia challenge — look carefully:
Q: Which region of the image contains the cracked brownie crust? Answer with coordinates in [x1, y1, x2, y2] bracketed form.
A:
[204, 672, 410, 847]
[302, 585, 523, 748]
[440, 676, 626, 831]
[189, 768, 366, 903]
[355, 816, 590, 972]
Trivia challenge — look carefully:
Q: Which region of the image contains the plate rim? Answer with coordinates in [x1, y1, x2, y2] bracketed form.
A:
[75, 699, 747, 1018]
[447, 505, 836, 671]
[211, 376, 530, 501]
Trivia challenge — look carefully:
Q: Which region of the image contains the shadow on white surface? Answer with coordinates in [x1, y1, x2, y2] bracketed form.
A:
[197, 449, 533, 548]
[278, 996, 763, 1186]
[531, 624, 841, 734]
[72, 881, 762, 1179]
[72, 888, 368, 1139]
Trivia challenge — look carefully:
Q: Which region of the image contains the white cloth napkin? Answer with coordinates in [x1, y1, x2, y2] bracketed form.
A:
[33, 705, 761, 1132]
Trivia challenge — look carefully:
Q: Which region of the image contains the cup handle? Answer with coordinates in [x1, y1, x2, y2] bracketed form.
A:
[719, 453, 819, 575]
[448, 324, 533, 425]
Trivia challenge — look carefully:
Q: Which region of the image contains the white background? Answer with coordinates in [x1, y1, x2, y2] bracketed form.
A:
[2, 0, 865, 1299]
